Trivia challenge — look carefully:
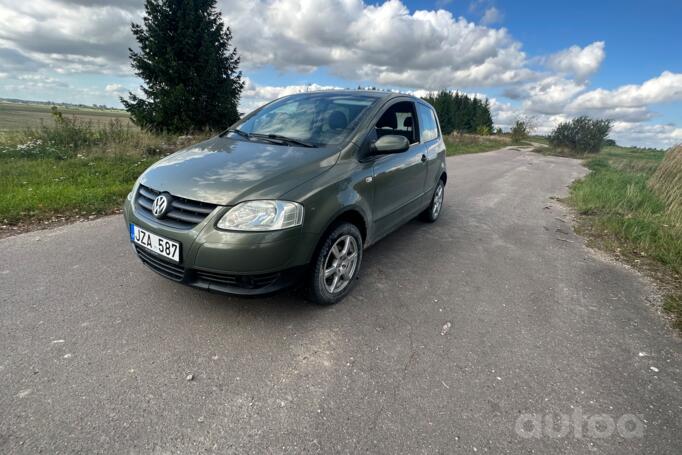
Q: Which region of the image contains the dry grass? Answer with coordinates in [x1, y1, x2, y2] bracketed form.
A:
[1, 113, 213, 229]
[0, 101, 132, 130]
[567, 144, 682, 333]
[649, 145, 682, 226]
[443, 133, 518, 156]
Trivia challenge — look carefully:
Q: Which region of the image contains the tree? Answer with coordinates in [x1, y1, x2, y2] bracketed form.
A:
[421, 90, 494, 135]
[510, 116, 536, 143]
[473, 98, 493, 134]
[549, 116, 612, 154]
[122, 0, 244, 133]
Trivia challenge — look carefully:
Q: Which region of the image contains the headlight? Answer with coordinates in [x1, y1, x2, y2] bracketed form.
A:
[216, 200, 304, 231]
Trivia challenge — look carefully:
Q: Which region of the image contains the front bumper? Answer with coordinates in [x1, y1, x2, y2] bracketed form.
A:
[123, 197, 315, 295]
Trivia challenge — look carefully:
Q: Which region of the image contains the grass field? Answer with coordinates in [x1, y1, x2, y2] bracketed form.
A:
[557, 145, 682, 331]
[0, 106, 209, 233]
[443, 133, 527, 156]
[0, 154, 155, 225]
[0, 101, 132, 130]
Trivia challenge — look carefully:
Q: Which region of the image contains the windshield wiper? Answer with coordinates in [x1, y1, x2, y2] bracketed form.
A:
[252, 133, 317, 148]
[221, 128, 252, 139]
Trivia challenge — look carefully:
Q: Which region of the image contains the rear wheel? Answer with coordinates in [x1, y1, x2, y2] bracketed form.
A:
[308, 223, 363, 305]
[421, 179, 444, 222]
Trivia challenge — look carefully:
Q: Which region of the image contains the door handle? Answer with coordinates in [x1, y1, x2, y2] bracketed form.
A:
[421, 154, 427, 163]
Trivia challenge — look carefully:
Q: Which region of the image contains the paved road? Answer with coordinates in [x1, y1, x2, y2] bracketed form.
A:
[1, 148, 680, 454]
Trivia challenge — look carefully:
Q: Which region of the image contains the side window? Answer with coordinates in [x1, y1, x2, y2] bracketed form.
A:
[373, 101, 419, 144]
[417, 104, 439, 142]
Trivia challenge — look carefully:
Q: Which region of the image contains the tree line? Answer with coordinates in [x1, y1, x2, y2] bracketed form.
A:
[421, 91, 494, 135]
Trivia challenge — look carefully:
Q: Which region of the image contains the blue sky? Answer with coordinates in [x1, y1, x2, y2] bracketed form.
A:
[0, 0, 680, 147]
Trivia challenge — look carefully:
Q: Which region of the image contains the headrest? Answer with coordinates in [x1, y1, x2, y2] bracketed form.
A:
[376, 113, 397, 129]
[328, 111, 348, 130]
[403, 116, 413, 128]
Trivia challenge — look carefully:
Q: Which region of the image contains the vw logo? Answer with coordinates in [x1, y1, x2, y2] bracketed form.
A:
[151, 194, 170, 218]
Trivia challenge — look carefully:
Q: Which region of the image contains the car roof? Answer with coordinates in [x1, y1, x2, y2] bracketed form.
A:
[294, 89, 419, 102]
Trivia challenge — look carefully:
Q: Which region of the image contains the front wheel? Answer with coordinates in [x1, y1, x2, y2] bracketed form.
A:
[308, 223, 363, 305]
[420, 180, 444, 222]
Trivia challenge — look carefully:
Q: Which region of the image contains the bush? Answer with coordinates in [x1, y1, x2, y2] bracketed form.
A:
[476, 125, 491, 136]
[549, 116, 612, 154]
[510, 120, 531, 143]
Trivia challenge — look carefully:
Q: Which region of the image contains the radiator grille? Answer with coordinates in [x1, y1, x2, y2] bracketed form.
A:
[135, 184, 217, 229]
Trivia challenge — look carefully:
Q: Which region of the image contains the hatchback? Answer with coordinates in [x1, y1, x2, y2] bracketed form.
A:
[124, 90, 447, 304]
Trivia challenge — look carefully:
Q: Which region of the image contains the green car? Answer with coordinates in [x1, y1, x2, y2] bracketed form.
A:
[124, 90, 447, 305]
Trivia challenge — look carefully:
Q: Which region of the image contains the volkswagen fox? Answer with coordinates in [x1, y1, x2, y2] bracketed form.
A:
[123, 90, 447, 305]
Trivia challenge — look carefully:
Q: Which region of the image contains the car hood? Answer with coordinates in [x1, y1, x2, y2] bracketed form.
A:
[139, 136, 340, 206]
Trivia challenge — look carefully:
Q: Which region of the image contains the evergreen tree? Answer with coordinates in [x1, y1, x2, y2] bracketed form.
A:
[472, 98, 494, 134]
[122, 0, 244, 133]
[422, 90, 495, 134]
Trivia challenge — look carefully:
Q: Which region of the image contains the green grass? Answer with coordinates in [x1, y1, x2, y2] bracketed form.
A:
[528, 135, 550, 145]
[0, 101, 132, 130]
[0, 154, 155, 224]
[444, 133, 526, 156]
[564, 145, 682, 331]
[0, 110, 211, 229]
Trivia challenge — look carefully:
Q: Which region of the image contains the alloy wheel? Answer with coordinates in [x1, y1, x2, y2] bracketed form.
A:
[432, 183, 444, 218]
[323, 234, 359, 294]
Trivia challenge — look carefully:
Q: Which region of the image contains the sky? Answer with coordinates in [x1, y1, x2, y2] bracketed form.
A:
[0, 0, 681, 148]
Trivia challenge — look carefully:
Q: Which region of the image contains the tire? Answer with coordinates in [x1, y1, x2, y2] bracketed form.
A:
[308, 223, 363, 305]
[420, 179, 445, 222]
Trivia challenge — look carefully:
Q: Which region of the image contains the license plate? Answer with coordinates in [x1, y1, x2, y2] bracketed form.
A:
[130, 224, 181, 262]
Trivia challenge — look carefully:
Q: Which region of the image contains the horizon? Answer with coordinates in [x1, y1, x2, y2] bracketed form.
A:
[0, 0, 680, 148]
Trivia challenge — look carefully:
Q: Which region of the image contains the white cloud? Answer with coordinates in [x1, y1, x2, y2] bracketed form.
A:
[240, 78, 343, 112]
[0, 0, 137, 74]
[0, 0, 533, 88]
[220, 0, 532, 89]
[569, 71, 682, 110]
[105, 83, 125, 93]
[544, 41, 605, 80]
[18, 74, 66, 85]
[508, 76, 587, 115]
[505, 71, 682, 127]
[486, 98, 570, 135]
[610, 121, 682, 149]
[481, 7, 503, 25]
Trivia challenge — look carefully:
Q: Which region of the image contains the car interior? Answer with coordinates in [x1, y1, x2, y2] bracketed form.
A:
[374, 101, 419, 144]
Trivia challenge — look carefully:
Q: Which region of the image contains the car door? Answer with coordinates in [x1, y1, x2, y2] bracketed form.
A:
[368, 100, 428, 238]
[416, 102, 447, 196]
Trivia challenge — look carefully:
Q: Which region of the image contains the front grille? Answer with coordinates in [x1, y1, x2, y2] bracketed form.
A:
[135, 184, 217, 229]
[195, 270, 280, 290]
[134, 245, 185, 281]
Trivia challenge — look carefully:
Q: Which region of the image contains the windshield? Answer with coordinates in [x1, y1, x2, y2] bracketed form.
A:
[232, 93, 377, 147]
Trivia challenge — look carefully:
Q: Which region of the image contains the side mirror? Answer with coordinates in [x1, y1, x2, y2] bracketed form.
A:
[371, 135, 410, 155]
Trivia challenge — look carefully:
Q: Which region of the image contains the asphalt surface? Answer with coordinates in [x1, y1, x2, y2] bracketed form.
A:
[1, 148, 680, 454]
